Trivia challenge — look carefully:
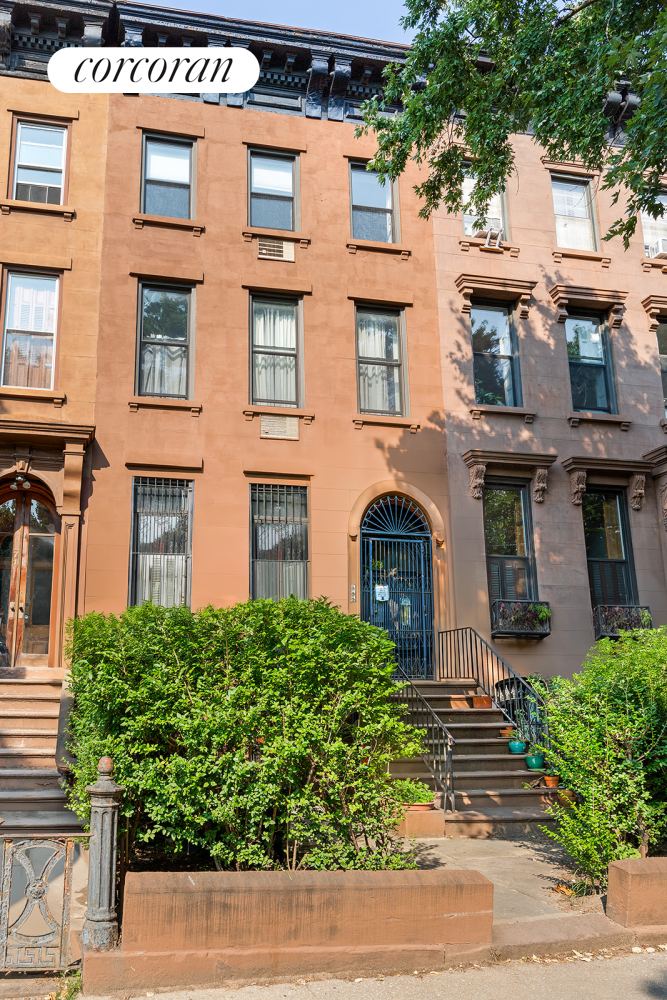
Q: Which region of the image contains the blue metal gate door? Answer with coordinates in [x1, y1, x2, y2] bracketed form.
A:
[360, 496, 434, 678]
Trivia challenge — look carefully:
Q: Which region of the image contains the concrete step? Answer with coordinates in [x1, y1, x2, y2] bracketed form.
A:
[1, 691, 61, 702]
[0, 748, 57, 766]
[431, 709, 505, 724]
[0, 709, 60, 730]
[0, 809, 82, 834]
[492, 912, 634, 960]
[455, 787, 560, 809]
[453, 754, 532, 772]
[412, 680, 480, 696]
[0, 730, 58, 749]
[0, 767, 62, 790]
[452, 770, 544, 790]
[444, 806, 555, 838]
[452, 739, 512, 756]
[0, 789, 68, 811]
[390, 757, 434, 776]
[444, 722, 510, 739]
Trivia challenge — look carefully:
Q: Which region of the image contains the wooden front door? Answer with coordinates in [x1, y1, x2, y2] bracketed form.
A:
[0, 492, 59, 670]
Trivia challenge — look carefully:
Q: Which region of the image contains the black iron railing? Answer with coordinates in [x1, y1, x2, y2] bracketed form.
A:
[593, 605, 652, 639]
[490, 600, 552, 639]
[393, 665, 456, 812]
[438, 626, 547, 746]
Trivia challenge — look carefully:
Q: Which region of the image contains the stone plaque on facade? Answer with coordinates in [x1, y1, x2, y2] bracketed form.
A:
[260, 415, 299, 440]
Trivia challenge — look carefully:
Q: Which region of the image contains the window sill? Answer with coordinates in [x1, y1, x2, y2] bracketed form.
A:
[353, 415, 420, 433]
[470, 404, 536, 424]
[133, 215, 205, 236]
[347, 240, 411, 259]
[0, 199, 74, 221]
[642, 256, 667, 273]
[567, 411, 630, 430]
[0, 387, 65, 407]
[552, 248, 611, 267]
[128, 397, 202, 416]
[243, 228, 310, 246]
[244, 406, 314, 424]
[459, 238, 520, 258]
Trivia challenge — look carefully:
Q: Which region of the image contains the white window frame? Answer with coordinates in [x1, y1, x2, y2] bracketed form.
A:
[551, 173, 599, 251]
[348, 160, 400, 244]
[247, 148, 299, 232]
[1, 270, 59, 391]
[135, 282, 194, 400]
[141, 133, 196, 220]
[13, 121, 67, 206]
[355, 304, 408, 416]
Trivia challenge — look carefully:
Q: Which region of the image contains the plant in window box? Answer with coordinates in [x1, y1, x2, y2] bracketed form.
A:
[497, 601, 551, 633]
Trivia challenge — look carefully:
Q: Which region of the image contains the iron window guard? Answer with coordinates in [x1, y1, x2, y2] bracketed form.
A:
[490, 600, 552, 639]
[593, 604, 652, 639]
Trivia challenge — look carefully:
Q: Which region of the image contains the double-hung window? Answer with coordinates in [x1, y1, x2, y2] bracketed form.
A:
[641, 192, 667, 255]
[251, 297, 299, 407]
[130, 477, 193, 608]
[483, 483, 536, 602]
[249, 151, 296, 231]
[462, 172, 506, 239]
[582, 490, 636, 607]
[142, 136, 193, 219]
[356, 306, 405, 415]
[137, 285, 192, 399]
[13, 122, 67, 205]
[656, 319, 667, 417]
[1, 272, 58, 390]
[566, 314, 614, 412]
[350, 163, 396, 243]
[551, 175, 597, 251]
[251, 484, 308, 600]
[471, 303, 519, 406]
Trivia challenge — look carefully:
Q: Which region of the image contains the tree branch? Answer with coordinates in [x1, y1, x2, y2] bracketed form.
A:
[554, 0, 600, 27]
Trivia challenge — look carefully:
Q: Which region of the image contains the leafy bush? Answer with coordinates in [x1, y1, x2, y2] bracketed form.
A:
[65, 598, 425, 871]
[393, 779, 434, 804]
[535, 628, 667, 890]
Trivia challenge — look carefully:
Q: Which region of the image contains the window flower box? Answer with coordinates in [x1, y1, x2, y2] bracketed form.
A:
[490, 600, 552, 639]
[593, 605, 652, 640]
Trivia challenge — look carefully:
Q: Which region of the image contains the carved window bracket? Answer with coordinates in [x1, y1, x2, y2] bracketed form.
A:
[629, 474, 646, 511]
[455, 274, 536, 318]
[462, 450, 557, 500]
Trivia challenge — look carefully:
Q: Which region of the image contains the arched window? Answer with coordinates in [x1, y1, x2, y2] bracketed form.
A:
[360, 495, 434, 678]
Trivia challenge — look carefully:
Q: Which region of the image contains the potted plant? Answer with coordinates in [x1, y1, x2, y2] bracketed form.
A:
[394, 779, 436, 811]
[525, 746, 545, 770]
[499, 724, 514, 738]
[508, 730, 527, 754]
[543, 767, 560, 788]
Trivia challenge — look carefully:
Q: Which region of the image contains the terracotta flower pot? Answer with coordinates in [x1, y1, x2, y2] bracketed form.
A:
[544, 775, 560, 788]
[558, 789, 576, 807]
[500, 727, 513, 738]
[406, 801, 435, 811]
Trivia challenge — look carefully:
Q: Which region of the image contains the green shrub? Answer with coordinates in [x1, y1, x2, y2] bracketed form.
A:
[393, 779, 434, 804]
[65, 598, 425, 871]
[535, 627, 667, 890]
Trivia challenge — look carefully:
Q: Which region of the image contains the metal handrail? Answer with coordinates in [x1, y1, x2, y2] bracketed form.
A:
[393, 664, 456, 812]
[438, 626, 547, 747]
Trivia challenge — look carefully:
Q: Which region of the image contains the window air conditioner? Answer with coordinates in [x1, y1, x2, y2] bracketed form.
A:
[258, 237, 295, 261]
[648, 238, 667, 259]
[474, 218, 503, 239]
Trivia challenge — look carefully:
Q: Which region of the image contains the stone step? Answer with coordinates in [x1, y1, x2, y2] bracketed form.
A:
[0, 809, 82, 834]
[0, 730, 58, 749]
[0, 709, 60, 730]
[413, 680, 480, 695]
[452, 754, 534, 772]
[454, 787, 560, 809]
[444, 806, 555, 838]
[431, 709, 505, 724]
[0, 767, 62, 790]
[0, 788, 68, 812]
[451, 738, 512, 755]
[1, 691, 61, 702]
[452, 770, 544, 790]
[443, 722, 510, 740]
[0, 747, 57, 766]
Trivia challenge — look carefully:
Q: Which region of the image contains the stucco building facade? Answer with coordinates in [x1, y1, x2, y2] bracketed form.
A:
[2, 0, 667, 828]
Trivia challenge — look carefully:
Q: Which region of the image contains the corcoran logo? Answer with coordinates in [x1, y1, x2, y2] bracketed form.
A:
[48, 47, 260, 93]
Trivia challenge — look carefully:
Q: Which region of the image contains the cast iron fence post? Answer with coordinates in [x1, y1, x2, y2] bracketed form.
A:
[82, 756, 124, 951]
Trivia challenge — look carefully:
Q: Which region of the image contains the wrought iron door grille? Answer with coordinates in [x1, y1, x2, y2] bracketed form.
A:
[0, 835, 87, 971]
[360, 496, 434, 678]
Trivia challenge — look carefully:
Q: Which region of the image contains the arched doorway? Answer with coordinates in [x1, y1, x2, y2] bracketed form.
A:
[0, 484, 59, 670]
[360, 494, 434, 678]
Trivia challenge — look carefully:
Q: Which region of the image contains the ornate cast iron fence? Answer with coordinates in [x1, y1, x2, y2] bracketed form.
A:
[593, 605, 652, 640]
[438, 626, 547, 746]
[0, 757, 123, 973]
[394, 665, 456, 811]
[490, 600, 552, 640]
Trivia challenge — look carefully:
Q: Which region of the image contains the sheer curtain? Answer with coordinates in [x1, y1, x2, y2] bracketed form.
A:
[3, 274, 57, 389]
[132, 479, 192, 607]
[641, 193, 667, 249]
[357, 309, 402, 414]
[140, 287, 189, 397]
[552, 178, 596, 250]
[252, 299, 297, 405]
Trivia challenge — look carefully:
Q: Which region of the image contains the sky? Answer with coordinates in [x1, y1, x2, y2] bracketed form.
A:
[146, 0, 415, 44]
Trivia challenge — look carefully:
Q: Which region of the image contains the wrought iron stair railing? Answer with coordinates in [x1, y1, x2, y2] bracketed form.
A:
[393, 665, 456, 812]
[438, 626, 547, 747]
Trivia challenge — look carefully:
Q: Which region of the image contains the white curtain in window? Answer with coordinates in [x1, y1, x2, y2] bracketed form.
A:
[3, 275, 57, 389]
[252, 560, 308, 600]
[357, 310, 399, 360]
[641, 194, 667, 249]
[462, 174, 504, 235]
[146, 142, 190, 183]
[140, 344, 188, 396]
[552, 178, 595, 250]
[134, 553, 188, 607]
[253, 300, 297, 404]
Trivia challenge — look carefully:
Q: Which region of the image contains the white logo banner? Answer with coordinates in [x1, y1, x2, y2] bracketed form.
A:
[48, 46, 260, 93]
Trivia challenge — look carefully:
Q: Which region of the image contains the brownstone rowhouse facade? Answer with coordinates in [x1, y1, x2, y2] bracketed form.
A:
[1, 0, 667, 747]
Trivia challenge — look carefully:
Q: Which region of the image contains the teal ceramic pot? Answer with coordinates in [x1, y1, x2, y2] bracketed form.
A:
[508, 740, 527, 754]
[525, 753, 545, 770]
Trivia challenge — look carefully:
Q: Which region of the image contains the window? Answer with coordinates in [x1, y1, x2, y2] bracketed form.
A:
[350, 162, 396, 243]
[471, 303, 519, 406]
[656, 319, 667, 417]
[251, 297, 299, 407]
[356, 306, 404, 415]
[566, 314, 614, 412]
[130, 478, 193, 608]
[551, 176, 597, 251]
[582, 491, 636, 607]
[142, 136, 193, 219]
[483, 483, 536, 602]
[13, 122, 67, 205]
[641, 193, 667, 253]
[462, 172, 506, 239]
[251, 484, 308, 600]
[249, 151, 296, 231]
[137, 285, 192, 399]
[1, 272, 58, 390]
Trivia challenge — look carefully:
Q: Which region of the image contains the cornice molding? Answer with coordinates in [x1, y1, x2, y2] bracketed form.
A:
[0, 419, 94, 446]
[455, 274, 537, 318]
[561, 456, 653, 474]
[641, 294, 667, 333]
[461, 450, 558, 470]
[549, 284, 627, 327]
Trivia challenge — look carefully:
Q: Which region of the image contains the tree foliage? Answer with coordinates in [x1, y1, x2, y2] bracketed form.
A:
[360, 0, 666, 245]
[534, 628, 667, 889]
[65, 599, 424, 871]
